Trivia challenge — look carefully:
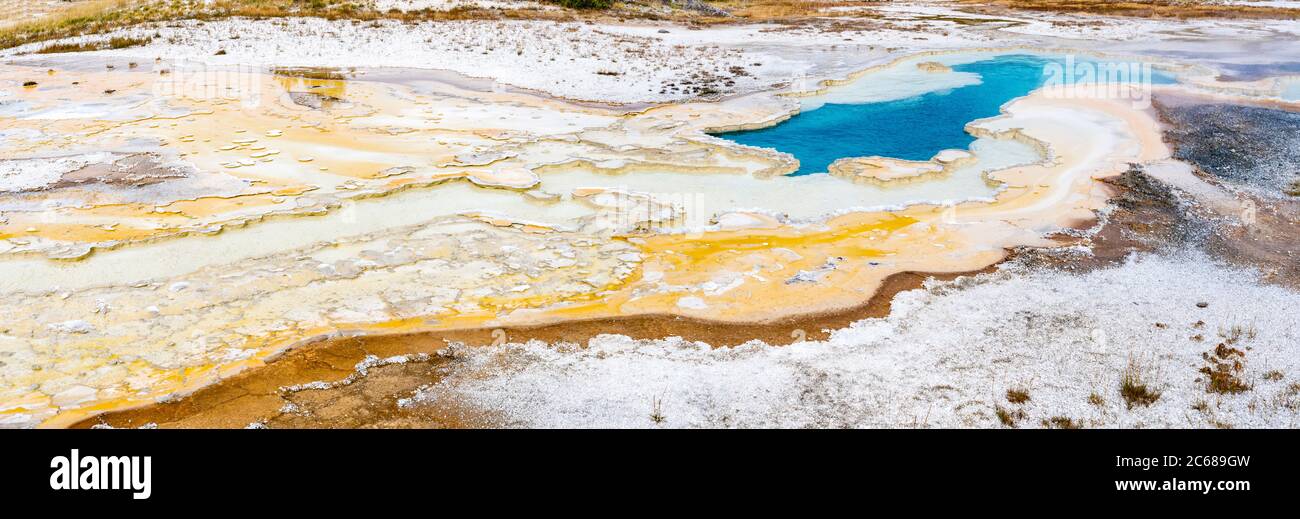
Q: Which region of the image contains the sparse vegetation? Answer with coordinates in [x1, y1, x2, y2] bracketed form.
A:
[0, 0, 892, 52]
[1275, 383, 1300, 411]
[1263, 370, 1284, 382]
[35, 36, 151, 54]
[1286, 179, 1300, 197]
[1199, 329, 1253, 395]
[1219, 323, 1256, 344]
[707, 0, 881, 20]
[0, 0, 531, 51]
[1087, 393, 1105, 407]
[549, 0, 612, 9]
[1042, 416, 1080, 429]
[1202, 364, 1252, 394]
[650, 396, 666, 424]
[995, 405, 1025, 427]
[1006, 388, 1030, 404]
[1120, 357, 1161, 409]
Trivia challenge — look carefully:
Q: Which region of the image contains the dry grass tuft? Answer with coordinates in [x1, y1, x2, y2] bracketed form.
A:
[1199, 331, 1253, 394]
[1041, 416, 1080, 429]
[1202, 364, 1252, 394]
[1005, 388, 1030, 404]
[994, 405, 1025, 427]
[649, 396, 666, 424]
[1120, 356, 1161, 409]
[1286, 179, 1300, 197]
[1275, 383, 1300, 411]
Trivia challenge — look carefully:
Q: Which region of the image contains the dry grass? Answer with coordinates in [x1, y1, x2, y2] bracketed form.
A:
[1198, 328, 1253, 394]
[1041, 416, 1080, 429]
[35, 35, 150, 53]
[709, 0, 874, 19]
[0, 0, 895, 50]
[706, 0, 899, 25]
[1286, 179, 1300, 197]
[1005, 388, 1030, 404]
[649, 396, 666, 424]
[1219, 323, 1256, 344]
[1120, 356, 1161, 409]
[1202, 364, 1252, 394]
[1275, 382, 1300, 411]
[994, 405, 1024, 427]
[967, 0, 1300, 20]
[0, 0, 586, 50]
[2, 0, 150, 49]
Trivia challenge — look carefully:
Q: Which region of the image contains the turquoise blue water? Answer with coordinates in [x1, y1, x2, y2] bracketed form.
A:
[715, 54, 1174, 175]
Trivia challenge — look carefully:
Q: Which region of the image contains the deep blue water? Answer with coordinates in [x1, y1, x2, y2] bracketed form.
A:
[715, 54, 1174, 175]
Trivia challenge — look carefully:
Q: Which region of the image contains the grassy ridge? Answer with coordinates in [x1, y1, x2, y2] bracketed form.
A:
[0, 0, 555, 50]
[8, 0, 1296, 52]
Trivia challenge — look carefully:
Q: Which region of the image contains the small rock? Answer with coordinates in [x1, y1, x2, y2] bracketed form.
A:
[48, 320, 94, 334]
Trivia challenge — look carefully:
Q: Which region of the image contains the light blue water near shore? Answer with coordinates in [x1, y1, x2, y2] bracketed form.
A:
[716, 54, 1175, 175]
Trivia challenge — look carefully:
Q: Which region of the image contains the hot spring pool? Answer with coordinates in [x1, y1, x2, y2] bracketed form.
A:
[715, 54, 1175, 175]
